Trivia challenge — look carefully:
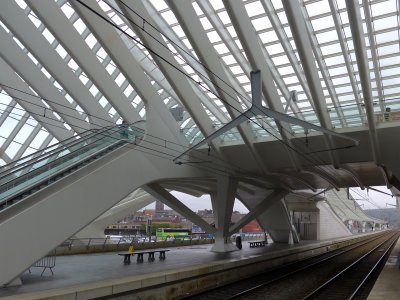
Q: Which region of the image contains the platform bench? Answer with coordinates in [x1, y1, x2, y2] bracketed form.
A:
[118, 249, 170, 264]
[249, 241, 267, 248]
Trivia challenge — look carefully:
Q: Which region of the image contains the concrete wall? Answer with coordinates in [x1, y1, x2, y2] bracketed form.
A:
[317, 201, 351, 240]
[260, 199, 294, 243]
[0, 142, 204, 286]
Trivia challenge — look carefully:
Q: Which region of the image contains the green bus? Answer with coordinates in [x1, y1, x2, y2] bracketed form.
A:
[156, 228, 191, 240]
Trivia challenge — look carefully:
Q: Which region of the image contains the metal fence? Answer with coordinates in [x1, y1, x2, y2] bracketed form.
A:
[29, 249, 56, 276]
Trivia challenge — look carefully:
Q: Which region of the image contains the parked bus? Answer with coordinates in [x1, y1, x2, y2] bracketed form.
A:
[156, 228, 191, 240]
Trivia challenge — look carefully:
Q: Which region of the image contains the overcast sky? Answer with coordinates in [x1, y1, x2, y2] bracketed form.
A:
[143, 191, 249, 213]
[142, 186, 397, 213]
[350, 186, 397, 209]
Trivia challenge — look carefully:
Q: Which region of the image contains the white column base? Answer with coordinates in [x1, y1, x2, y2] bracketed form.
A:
[288, 231, 294, 245]
[211, 236, 237, 252]
[211, 241, 237, 252]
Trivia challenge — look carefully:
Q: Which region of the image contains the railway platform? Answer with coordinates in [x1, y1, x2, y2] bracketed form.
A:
[367, 236, 400, 300]
[0, 241, 274, 299]
[0, 232, 394, 299]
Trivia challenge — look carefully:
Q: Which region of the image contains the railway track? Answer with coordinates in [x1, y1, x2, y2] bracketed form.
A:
[302, 231, 399, 300]
[183, 231, 399, 300]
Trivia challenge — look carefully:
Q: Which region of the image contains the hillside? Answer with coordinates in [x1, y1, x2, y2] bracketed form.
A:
[364, 208, 400, 229]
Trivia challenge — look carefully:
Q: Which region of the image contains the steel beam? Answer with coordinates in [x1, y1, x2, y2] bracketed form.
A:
[229, 189, 287, 235]
[167, 0, 271, 174]
[328, 0, 365, 122]
[282, 0, 340, 167]
[26, 0, 142, 124]
[115, 0, 221, 149]
[174, 71, 359, 163]
[0, 28, 89, 133]
[346, 0, 381, 164]
[143, 183, 217, 234]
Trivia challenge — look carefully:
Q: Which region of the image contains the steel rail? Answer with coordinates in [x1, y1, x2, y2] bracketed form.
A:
[348, 232, 399, 299]
[301, 231, 399, 299]
[219, 232, 392, 300]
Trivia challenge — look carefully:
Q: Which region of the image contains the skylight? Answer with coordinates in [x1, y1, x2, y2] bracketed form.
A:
[0, 0, 399, 164]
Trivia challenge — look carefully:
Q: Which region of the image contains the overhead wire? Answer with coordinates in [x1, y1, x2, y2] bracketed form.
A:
[10, 5, 132, 125]
[78, 0, 351, 180]
[0, 116, 233, 179]
[82, 0, 277, 125]
[107, 0, 373, 132]
[0, 84, 115, 129]
[0, 20, 288, 182]
[26, 1, 354, 183]
[350, 188, 383, 209]
[0, 93, 242, 177]
[68, 0, 372, 193]
[1, 7, 249, 176]
[0, 87, 246, 175]
[1, 1, 377, 190]
[104, 0, 366, 178]
[0, 107, 72, 133]
[0, 128, 233, 193]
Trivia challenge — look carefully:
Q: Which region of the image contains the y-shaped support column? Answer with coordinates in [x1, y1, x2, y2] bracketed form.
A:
[174, 71, 359, 164]
[210, 176, 238, 252]
[143, 183, 217, 235]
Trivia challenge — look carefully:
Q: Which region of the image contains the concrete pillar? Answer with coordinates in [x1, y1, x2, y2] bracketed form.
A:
[210, 176, 237, 252]
[288, 230, 294, 245]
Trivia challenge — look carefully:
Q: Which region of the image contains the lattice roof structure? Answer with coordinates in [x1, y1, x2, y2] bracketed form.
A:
[0, 0, 399, 176]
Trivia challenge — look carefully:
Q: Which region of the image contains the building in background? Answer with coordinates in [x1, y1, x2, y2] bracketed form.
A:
[105, 208, 258, 237]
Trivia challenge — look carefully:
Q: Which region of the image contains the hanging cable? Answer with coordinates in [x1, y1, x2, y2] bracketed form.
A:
[2, 1, 376, 191]
[75, 0, 352, 183]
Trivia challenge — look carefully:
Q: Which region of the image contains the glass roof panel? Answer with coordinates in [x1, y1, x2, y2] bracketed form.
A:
[311, 15, 335, 30]
[210, 0, 224, 11]
[316, 30, 339, 44]
[370, 1, 398, 16]
[251, 16, 272, 31]
[1, 0, 400, 164]
[244, 2, 265, 18]
[373, 15, 398, 31]
[375, 30, 398, 44]
[305, 1, 331, 17]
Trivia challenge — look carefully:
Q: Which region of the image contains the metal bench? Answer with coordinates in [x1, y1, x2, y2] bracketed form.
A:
[249, 241, 267, 248]
[118, 249, 170, 264]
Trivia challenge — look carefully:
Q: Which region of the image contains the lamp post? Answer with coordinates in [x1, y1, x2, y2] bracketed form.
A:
[147, 217, 152, 242]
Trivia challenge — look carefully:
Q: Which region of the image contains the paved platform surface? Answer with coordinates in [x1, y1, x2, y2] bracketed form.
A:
[367, 236, 400, 300]
[0, 240, 286, 298]
[2, 234, 397, 299]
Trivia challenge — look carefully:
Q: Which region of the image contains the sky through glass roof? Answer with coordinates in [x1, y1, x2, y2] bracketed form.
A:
[0, 0, 399, 163]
